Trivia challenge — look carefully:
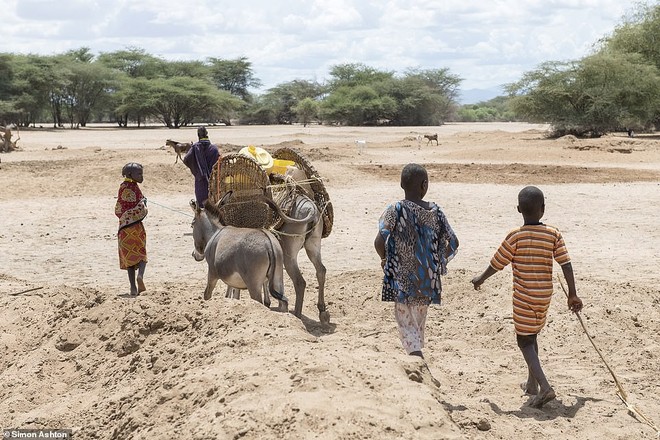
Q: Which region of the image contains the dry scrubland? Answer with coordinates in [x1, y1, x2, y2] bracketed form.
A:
[0, 123, 659, 439]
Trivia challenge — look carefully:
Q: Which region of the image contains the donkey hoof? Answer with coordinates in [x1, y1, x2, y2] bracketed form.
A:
[319, 310, 331, 325]
[203, 292, 212, 300]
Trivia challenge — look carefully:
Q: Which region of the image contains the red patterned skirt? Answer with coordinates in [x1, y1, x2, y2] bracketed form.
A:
[118, 222, 147, 269]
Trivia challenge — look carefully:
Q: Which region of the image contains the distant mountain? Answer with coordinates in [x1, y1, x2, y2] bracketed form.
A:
[458, 87, 504, 105]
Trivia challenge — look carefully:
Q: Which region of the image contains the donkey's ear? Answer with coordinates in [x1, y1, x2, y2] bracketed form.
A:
[218, 190, 233, 207]
[190, 199, 200, 213]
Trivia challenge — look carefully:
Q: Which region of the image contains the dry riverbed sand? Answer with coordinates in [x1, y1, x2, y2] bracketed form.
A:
[0, 122, 659, 439]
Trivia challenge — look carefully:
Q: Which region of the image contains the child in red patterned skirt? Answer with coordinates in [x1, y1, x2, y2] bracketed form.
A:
[115, 163, 148, 296]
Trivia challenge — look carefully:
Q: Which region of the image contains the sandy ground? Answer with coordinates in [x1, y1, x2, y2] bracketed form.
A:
[0, 122, 659, 439]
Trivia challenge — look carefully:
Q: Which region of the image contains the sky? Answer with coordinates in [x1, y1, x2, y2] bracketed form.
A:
[1, 0, 644, 102]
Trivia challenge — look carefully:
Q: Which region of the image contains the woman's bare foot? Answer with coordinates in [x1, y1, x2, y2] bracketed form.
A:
[530, 387, 556, 408]
[137, 277, 146, 293]
[520, 381, 539, 395]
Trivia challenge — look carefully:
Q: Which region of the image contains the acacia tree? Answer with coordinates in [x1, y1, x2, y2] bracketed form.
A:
[320, 85, 397, 125]
[113, 77, 155, 127]
[320, 63, 460, 126]
[294, 97, 320, 126]
[146, 77, 243, 128]
[55, 60, 117, 128]
[208, 57, 261, 100]
[605, 3, 660, 69]
[507, 3, 660, 136]
[322, 64, 396, 125]
[507, 53, 660, 136]
[382, 68, 462, 126]
[0, 54, 16, 124]
[602, 3, 660, 127]
[10, 55, 62, 126]
[247, 79, 324, 124]
[97, 47, 165, 79]
[327, 63, 394, 89]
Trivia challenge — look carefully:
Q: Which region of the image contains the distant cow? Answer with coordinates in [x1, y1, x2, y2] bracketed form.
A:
[424, 134, 439, 146]
[165, 139, 193, 164]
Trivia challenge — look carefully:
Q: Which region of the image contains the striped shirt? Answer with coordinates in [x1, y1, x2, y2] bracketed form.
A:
[489, 224, 571, 335]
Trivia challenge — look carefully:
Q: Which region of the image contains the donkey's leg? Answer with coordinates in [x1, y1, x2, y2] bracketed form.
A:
[225, 286, 241, 299]
[304, 234, 329, 325]
[204, 275, 220, 300]
[244, 278, 264, 305]
[283, 251, 306, 318]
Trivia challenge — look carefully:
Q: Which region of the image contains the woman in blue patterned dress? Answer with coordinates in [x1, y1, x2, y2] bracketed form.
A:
[374, 163, 458, 358]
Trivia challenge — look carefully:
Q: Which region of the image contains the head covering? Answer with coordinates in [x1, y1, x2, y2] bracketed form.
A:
[122, 162, 143, 177]
[239, 145, 274, 170]
[197, 126, 208, 139]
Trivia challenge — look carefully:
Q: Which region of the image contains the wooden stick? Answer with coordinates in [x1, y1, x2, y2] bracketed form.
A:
[8, 286, 43, 296]
[558, 276, 659, 434]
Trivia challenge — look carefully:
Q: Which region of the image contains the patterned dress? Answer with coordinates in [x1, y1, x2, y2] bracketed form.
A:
[378, 200, 457, 305]
[378, 200, 458, 354]
[115, 179, 148, 270]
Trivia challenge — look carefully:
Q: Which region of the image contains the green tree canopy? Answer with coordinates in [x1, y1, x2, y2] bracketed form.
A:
[97, 47, 165, 79]
[605, 3, 660, 70]
[145, 77, 243, 128]
[508, 3, 660, 136]
[242, 79, 324, 125]
[293, 97, 319, 127]
[208, 56, 261, 100]
[322, 64, 461, 125]
[507, 53, 660, 136]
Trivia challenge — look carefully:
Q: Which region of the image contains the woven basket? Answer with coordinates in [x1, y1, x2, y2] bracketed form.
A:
[272, 147, 333, 238]
[208, 153, 279, 229]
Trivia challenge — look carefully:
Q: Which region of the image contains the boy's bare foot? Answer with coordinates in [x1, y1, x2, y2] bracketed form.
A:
[530, 387, 556, 408]
[137, 277, 146, 293]
[520, 381, 539, 395]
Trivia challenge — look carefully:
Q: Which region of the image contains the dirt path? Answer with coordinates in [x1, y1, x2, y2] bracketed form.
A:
[1, 123, 658, 439]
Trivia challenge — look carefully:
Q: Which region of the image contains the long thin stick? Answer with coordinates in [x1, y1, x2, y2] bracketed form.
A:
[558, 276, 659, 434]
[8, 286, 43, 296]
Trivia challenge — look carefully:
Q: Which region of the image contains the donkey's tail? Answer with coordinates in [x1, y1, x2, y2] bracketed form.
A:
[264, 231, 288, 303]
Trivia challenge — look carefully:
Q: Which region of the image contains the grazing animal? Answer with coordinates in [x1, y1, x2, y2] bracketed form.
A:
[424, 134, 439, 145]
[165, 139, 193, 164]
[355, 139, 366, 154]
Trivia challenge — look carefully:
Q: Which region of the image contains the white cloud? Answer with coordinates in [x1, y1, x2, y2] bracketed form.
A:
[0, 0, 641, 92]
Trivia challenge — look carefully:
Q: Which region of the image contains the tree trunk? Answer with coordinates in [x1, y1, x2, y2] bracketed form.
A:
[0, 126, 19, 152]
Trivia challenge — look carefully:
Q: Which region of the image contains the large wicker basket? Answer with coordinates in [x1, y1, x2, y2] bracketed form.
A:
[208, 153, 279, 229]
[272, 147, 333, 238]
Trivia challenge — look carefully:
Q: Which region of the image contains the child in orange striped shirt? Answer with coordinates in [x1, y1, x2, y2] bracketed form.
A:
[471, 186, 582, 409]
